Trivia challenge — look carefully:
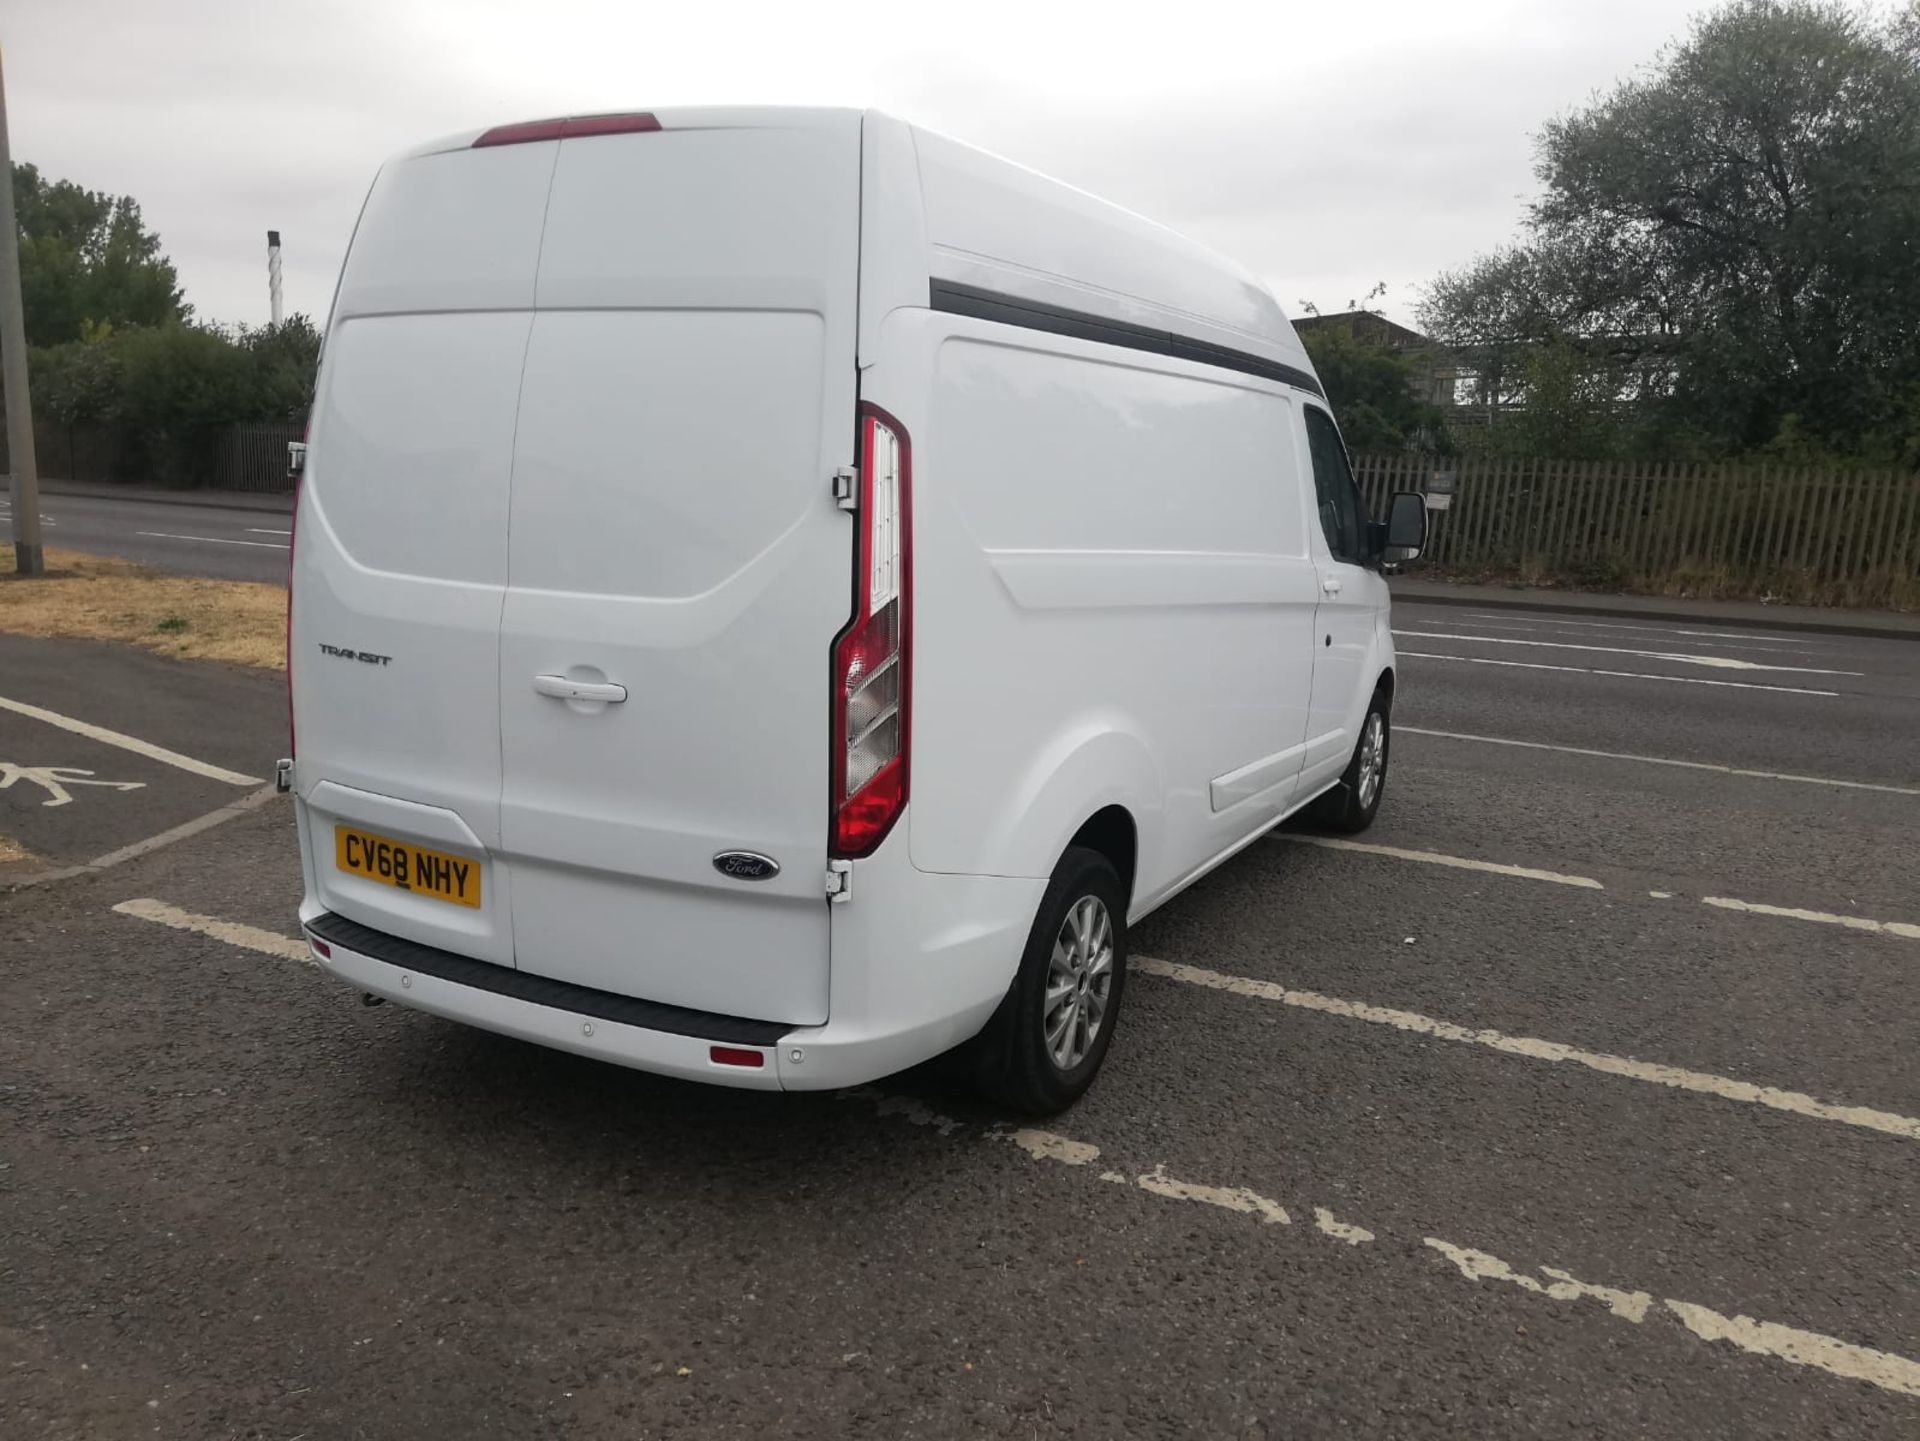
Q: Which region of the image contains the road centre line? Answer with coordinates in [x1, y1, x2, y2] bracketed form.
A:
[1278, 833, 1604, 888]
[1392, 629, 1859, 676]
[1458, 612, 1817, 647]
[1129, 955, 1920, 1142]
[107, 897, 1920, 1398]
[1396, 726, 1920, 797]
[1398, 650, 1840, 697]
[1702, 896, 1920, 941]
[135, 530, 289, 550]
[0, 695, 263, 786]
[1283, 831, 1920, 942]
[1432, 616, 1813, 655]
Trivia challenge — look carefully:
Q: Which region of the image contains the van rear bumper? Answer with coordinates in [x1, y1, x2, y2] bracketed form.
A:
[299, 905, 1013, 1093]
[304, 908, 793, 1090]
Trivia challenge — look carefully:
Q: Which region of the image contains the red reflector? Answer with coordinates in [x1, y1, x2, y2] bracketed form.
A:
[310, 938, 332, 959]
[709, 1046, 766, 1069]
[473, 112, 661, 148]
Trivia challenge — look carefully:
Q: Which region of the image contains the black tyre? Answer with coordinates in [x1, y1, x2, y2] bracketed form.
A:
[1309, 690, 1390, 834]
[972, 847, 1128, 1115]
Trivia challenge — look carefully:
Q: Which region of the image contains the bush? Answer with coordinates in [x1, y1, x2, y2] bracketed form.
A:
[20, 316, 319, 486]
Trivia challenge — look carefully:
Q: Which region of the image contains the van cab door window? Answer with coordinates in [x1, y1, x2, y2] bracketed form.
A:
[1303, 406, 1366, 565]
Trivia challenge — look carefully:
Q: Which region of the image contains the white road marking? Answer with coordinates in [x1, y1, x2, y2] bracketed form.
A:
[0, 695, 263, 786]
[1426, 1239, 1653, 1321]
[1398, 726, 1920, 797]
[111, 898, 313, 965]
[1664, 1299, 1920, 1398]
[1130, 956, 1920, 1142]
[1279, 833, 1604, 889]
[1702, 896, 1920, 942]
[1429, 1239, 1920, 1398]
[1399, 651, 1840, 697]
[135, 530, 289, 549]
[246, 527, 292, 536]
[1136, 1165, 1291, 1224]
[0, 763, 145, 808]
[1011, 1129, 1101, 1165]
[1392, 629, 1859, 676]
[1314, 1208, 1376, 1245]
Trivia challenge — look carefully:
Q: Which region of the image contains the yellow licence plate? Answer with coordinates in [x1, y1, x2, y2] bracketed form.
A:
[334, 826, 481, 908]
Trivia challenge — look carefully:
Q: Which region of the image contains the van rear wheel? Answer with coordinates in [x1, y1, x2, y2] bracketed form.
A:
[972, 847, 1128, 1115]
[1309, 693, 1389, 834]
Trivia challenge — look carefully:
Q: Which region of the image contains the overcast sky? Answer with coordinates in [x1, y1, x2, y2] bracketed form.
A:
[9, 0, 1701, 331]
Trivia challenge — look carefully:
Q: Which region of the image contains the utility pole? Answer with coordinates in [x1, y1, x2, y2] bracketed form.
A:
[0, 43, 42, 577]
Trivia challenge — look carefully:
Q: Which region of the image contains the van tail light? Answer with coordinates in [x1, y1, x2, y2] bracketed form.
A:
[830, 405, 912, 859]
[285, 426, 306, 761]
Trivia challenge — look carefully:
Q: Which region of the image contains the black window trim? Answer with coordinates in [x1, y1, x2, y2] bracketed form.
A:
[930, 279, 1324, 399]
[1303, 402, 1369, 567]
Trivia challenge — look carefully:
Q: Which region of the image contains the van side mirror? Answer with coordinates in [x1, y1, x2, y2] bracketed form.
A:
[1384, 490, 1427, 561]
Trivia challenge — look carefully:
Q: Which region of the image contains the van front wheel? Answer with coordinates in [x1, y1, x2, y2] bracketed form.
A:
[1309, 695, 1390, 834]
[972, 847, 1128, 1115]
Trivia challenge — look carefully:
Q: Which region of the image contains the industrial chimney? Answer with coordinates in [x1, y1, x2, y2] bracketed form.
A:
[267, 229, 284, 326]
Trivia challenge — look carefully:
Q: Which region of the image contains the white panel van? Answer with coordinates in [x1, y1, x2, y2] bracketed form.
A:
[286, 108, 1427, 1112]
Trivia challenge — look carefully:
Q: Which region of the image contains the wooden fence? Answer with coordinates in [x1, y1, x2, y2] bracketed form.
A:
[1352, 455, 1920, 604]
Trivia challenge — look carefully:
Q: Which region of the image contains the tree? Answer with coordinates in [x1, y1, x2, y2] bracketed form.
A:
[12, 162, 187, 347]
[1300, 326, 1452, 453]
[1420, 1, 1920, 461]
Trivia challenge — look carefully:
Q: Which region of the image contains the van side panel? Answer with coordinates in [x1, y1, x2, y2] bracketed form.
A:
[899, 312, 1322, 900]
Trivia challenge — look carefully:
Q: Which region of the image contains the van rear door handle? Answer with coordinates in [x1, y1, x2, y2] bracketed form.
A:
[533, 674, 628, 704]
[1321, 576, 1343, 596]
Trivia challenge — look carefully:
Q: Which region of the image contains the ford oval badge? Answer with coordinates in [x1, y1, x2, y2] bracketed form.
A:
[713, 850, 780, 882]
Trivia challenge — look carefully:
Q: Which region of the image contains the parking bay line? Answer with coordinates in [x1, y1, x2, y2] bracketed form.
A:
[1393, 629, 1860, 677]
[1702, 896, 1920, 942]
[111, 898, 313, 964]
[113, 894, 1918, 1143]
[0, 695, 263, 786]
[1130, 955, 1920, 1142]
[104, 900, 1920, 1400]
[853, 1103, 1920, 1400]
[1278, 833, 1604, 888]
[1399, 650, 1841, 697]
[135, 530, 289, 550]
[1398, 726, 1920, 797]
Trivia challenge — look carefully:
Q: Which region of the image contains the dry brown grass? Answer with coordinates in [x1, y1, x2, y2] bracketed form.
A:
[0, 836, 39, 865]
[1, 546, 285, 669]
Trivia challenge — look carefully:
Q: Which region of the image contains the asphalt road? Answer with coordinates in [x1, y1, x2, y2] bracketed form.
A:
[2, 489, 292, 583]
[3, 603, 1918, 1438]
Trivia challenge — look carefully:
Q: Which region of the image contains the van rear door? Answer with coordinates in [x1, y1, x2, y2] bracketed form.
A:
[496, 113, 861, 1025]
[293, 138, 558, 966]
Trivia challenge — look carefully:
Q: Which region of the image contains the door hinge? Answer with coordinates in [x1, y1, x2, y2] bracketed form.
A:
[826, 859, 853, 902]
[832, 466, 857, 511]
